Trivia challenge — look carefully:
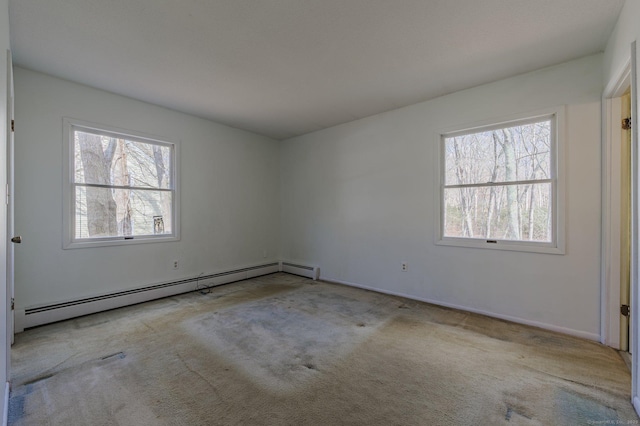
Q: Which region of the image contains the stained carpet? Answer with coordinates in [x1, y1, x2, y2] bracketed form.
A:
[8, 273, 638, 425]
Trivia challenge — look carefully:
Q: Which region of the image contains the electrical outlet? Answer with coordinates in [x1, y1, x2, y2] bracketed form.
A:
[172, 260, 179, 269]
[401, 262, 408, 272]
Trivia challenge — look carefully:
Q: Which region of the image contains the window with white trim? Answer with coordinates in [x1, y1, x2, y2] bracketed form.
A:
[63, 119, 179, 248]
[439, 111, 563, 253]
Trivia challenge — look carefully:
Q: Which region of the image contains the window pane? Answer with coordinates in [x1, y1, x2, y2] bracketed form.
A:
[444, 120, 551, 185]
[75, 186, 172, 239]
[444, 183, 552, 242]
[74, 129, 171, 189]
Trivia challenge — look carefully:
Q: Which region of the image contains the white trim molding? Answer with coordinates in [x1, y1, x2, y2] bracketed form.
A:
[323, 276, 600, 342]
[600, 49, 633, 350]
[629, 40, 639, 417]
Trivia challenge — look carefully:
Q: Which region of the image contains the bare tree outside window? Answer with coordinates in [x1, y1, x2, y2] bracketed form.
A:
[442, 117, 554, 243]
[73, 127, 174, 241]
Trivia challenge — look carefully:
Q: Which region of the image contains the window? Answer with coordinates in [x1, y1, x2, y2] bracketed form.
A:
[438, 109, 564, 254]
[63, 119, 179, 248]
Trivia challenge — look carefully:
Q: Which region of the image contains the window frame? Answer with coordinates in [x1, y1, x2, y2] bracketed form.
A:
[435, 107, 565, 255]
[62, 118, 180, 249]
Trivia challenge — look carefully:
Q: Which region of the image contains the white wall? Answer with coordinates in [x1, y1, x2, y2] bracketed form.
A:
[280, 54, 604, 339]
[13, 67, 280, 310]
[604, 0, 640, 89]
[0, 0, 9, 419]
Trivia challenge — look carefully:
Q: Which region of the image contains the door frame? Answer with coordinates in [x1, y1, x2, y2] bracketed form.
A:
[602, 56, 631, 350]
[603, 40, 640, 416]
[6, 49, 13, 346]
[2, 48, 11, 424]
[630, 41, 640, 415]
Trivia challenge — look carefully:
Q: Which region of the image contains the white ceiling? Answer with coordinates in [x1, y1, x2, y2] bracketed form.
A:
[9, 0, 625, 140]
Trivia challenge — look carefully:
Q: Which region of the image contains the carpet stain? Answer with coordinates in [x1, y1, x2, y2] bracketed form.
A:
[8, 393, 26, 424]
[555, 389, 619, 424]
[21, 373, 54, 387]
[505, 406, 532, 422]
[183, 285, 391, 391]
[101, 351, 125, 361]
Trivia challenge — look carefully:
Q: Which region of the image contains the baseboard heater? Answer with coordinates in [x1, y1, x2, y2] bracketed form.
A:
[17, 262, 280, 331]
[280, 261, 319, 280]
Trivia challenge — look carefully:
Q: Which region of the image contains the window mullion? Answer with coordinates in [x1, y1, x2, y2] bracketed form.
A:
[444, 178, 553, 190]
[74, 182, 173, 192]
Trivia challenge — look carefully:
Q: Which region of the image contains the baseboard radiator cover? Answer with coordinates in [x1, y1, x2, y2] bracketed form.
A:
[17, 262, 280, 331]
[280, 261, 319, 280]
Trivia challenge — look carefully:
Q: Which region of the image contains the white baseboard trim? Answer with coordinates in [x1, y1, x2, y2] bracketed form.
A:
[2, 381, 8, 426]
[16, 262, 280, 331]
[323, 276, 601, 342]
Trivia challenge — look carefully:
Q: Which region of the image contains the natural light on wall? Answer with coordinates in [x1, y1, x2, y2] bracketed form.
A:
[438, 110, 563, 254]
[63, 119, 179, 248]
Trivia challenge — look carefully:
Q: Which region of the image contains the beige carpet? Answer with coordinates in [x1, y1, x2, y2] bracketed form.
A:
[8, 273, 638, 425]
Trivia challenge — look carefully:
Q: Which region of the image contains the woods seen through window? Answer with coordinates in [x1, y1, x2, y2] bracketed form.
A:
[441, 114, 559, 250]
[65, 120, 178, 247]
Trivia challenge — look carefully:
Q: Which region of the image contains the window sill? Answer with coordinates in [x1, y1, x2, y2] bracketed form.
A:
[436, 237, 565, 255]
[63, 235, 180, 249]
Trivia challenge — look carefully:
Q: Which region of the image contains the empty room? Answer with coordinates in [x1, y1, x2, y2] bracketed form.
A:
[2, 0, 640, 424]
